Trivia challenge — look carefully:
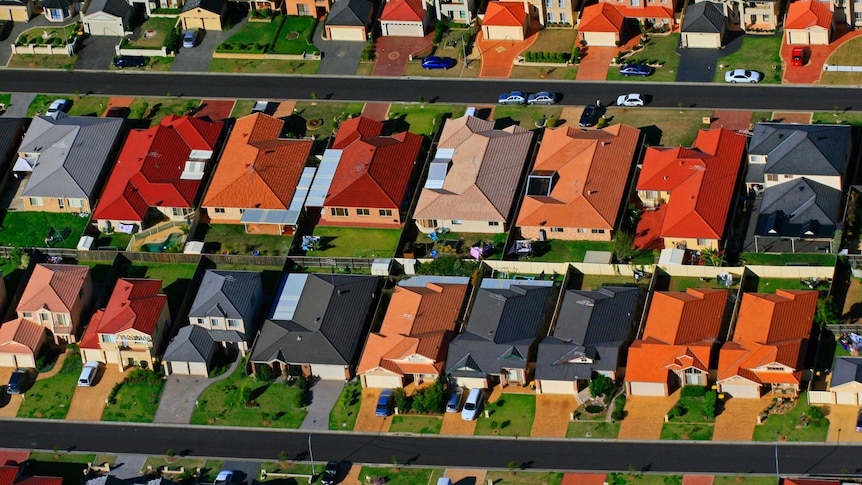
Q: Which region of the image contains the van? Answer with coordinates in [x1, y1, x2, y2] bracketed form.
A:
[437, 478, 453, 485]
[461, 388, 484, 421]
[78, 361, 100, 387]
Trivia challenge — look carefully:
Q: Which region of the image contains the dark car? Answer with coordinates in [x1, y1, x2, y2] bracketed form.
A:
[7, 368, 35, 394]
[320, 461, 340, 485]
[421, 56, 457, 70]
[376, 389, 393, 416]
[619, 63, 652, 77]
[579, 104, 602, 127]
[113, 55, 146, 68]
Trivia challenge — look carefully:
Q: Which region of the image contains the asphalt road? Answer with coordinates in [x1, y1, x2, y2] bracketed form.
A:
[3, 419, 862, 475]
[0, 70, 859, 112]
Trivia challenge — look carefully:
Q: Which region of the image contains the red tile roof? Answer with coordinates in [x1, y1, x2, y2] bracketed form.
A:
[380, 0, 426, 21]
[80, 278, 167, 349]
[93, 115, 223, 222]
[0, 318, 45, 355]
[325, 116, 423, 209]
[616, 4, 674, 19]
[636, 128, 746, 240]
[483, 1, 527, 26]
[17, 264, 89, 314]
[579, 3, 625, 33]
[0, 466, 16, 485]
[785, 0, 833, 29]
[0, 451, 30, 467]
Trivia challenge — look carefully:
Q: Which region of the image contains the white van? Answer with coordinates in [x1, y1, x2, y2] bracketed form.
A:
[78, 361, 100, 387]
[461, 388, 484, 421]
[437, 478, 453, 485]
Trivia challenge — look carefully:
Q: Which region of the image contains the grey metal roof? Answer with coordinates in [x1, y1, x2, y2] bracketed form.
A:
[84, 0, 132, 17]
[189, 270, 263, 324]
[682, 1, 727, 33]
[749, 123, 852, 178]
[535, 286, 639, 382]
[446, 284, 554, 377]
[42, 0, 75, 8]
[0, 119, 24, 168]
[831, 356, 862, 386]
[754, 177, 840, 238]
[306, 150, 340, 207]
[250, 274, 380, 367]
[326, 0, 375, 27]
[19, 116, 123, 199]
[163, 325, 216, 364]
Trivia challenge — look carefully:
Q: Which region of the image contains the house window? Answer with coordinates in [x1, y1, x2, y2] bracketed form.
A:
[171, 208, 189, 217]
[29, 197, 43, 207]
[763, 14, 770, 21]
[451, 220, 462, 225]
[591, 229, 605, 234]
[558, 0, 565, 7]
[214, 208, 226, 214]
[196, 318, 206, 325]
[784, 175, 793, 179]
[418, 219, 437, 228]
[331, 207, 349, 217]
[101, 334, 116, 343]
[357, 208, 370, 216]
[545, 0, 552, 6]
[750, 155, 764, 163]
[642, 190, 660, 200]
[68, 198, 83, 208]
[489, 221, 500, 226]
[459, 10, 466, 18]
[766, 174, 778, 181]
[49, 8, 63, 19]
[550, 227, 564, 233]
[57, 198, 64, 209]
[577, 228, 587, 233]
[379, 209, 393, 217]
[855, 11, 862, 20]
[228, 319, 241, 328]
[211, 318, 223, 327]
[560, 12, 568, 22]
[697, 238, 710, 246]
[297, 3, 310, 15]
[546, 12, 554, 22]
[56, 313, 69, 326]
[23, 312, 33, 319]
[39, 313, 49, 322]
[239, 209, 245, 214]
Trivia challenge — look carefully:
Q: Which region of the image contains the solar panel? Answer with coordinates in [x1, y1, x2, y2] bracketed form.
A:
[306, 149, 341, 207]
[271, 273, 308, 321]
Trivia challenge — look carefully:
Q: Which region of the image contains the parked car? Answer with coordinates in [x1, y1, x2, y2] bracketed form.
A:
[579, 104, 602, 127]
[182, 28, 200, 48]
[214, 470, 235, 485]
[321, 461, 340, 485]
[45, 99, 68, 118]
[791, 46, 805, 66]
[616, 93, 646, 107]
[446, 389, 462, 413]
[78, 361, 100, 387]
[113, 55, 146, 69]
[251, 100, 269, 114]
[724, 69, 762, 83]
[461, 388, 484, 421]
[527, 91, 557, 105]
[619, 64, 652, 77]
[376, 389, 393, 416]
[7, 368, 35, 394]
[421, 56, 457, 70]
[498, 91, 526, 105]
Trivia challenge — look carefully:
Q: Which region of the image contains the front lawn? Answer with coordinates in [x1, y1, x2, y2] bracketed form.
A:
[209, 58, 319, 75]
[125, 17, 177, 49]
[606, 34, 681, 83]
[358, 467, 440, 485]
[511, 65, 578, 80]
[474, 394, 536, 437]
[200, 223, 292, 255]
[714, 477, 776, 485]
[128, 97, 202, 127]
[0, 212, 89, 249]
[660, 423, 714, 440]
[714, 35, 783, 84]
[389, 415, 442, 434]
[821, 36, 862, 86]
[101, 369, 165, 423]
[529, 240, 614, 263]
[329, 380, 362, 430]
[387, 104, 459, 137]
[291, 102, 365, 141]
[28, 94, 60, 117]
[752, 394, 828, 442]
[17, 25, 76, 45]
[8, 54, 76, 70]
[17, 346, 82, 419]
[600, 108, 713, 147]
[305, 226, 402, 258]
[66, 95, 111, 116]
[494, 105, 562, 130]
[524, 29, 577, 54]
[232, 100, 257, 118]
[271, 16, 320, 54]
[566, 420, 620, 439]
[739, 252, 836, 266]
[219, 16, 284, 53]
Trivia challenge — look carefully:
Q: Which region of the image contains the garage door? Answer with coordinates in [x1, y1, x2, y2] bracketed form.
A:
[809, 30, 828, 44]
[484, 25, 523, 41]
[183, 17, 205, 30]
[363, 374, 403, 388]
[720, 383, 760, 399]
[0, 353, 16, 367]
[383, 22, 423, 37]
[203, 17, 222, 31]
[583, 32, 617, 47]
[537, 379, 576, 395]
[628, 381, 667, 396]
[835, 391, 860, 406]
[787, 30, 810, 45]
[328, 27, 365, 41]
[189, 362, 208, 376]
[685, 33, 719, 48]
[86, 21, 123, 36]
[168, 361, 190, 375]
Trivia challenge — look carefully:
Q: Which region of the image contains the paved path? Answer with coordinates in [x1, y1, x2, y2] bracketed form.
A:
[221, 459, 261, 485]
[112, 454, 147, 479]
[1, 93, 35, 119]
[66, 366, 126, 421]
[153, 356, 239, 424]
[531, 394, 576, 438]
[36, 352, 67, 380]
[617, 393, 679, 440]
[352, 388, 391, 433]
[575, 46, 616, 81]
[299, 379, 345, 431]
[712, 396, 771, 441]
[360, 103, 389, 121]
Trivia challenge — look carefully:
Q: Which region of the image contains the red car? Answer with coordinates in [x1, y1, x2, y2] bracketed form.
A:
[791, 46, 805, 66]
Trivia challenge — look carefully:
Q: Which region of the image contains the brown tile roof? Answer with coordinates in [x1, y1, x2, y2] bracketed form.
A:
[0, 318, 45, 354]
[17, 264, 89, 314]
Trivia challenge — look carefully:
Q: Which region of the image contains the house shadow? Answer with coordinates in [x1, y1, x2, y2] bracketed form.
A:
[383, 114, 410, 134]
[283, 114, 308, 138]
[494, 117, 519, 130]
[638, 125, 663, 146]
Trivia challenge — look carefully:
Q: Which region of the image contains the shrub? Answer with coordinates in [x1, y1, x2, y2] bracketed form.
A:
[589, 374, 615, 398]
[704, 390, 717, 419]
[258, 365, 273, 382]
[807, 406, 824, 422]
[611, 394, 626, 421]
[394, 387, 411, 412]
[433, 20, 447, 44]
[680, 385, 707, 397]
[107, 382, 122, 405]
[241, 384, 253, 404]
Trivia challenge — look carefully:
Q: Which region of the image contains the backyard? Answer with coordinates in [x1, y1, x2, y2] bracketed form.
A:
[578, 274, 645, 291]
[200, 223, 293, 255]
[666, 276, 738, 292]
[714, 35, 783, 84]
[0, 212, 88, 249]
[304, 226, 402, 258]
[389, 415, 443, 434]
[125, 17, 177, 49]
[101, 369, 165, 423]
[411, 231, 508, 260]
[474, 394, 536, 437]
[528, 240, 614, 263]
[739, 252, 836, 266]
[387, 103, 460, 137]
[749, 277, 825, 293]
[752, 394, 829, 442]
[329, 380, 361, 430]
[606, 34, 681, 83]
[17, 346, 82, 419]
[601, 108, 713, 147]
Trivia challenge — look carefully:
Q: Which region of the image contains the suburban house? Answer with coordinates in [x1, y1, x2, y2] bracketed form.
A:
[41, 0, 78, 21]
[17, 264, 93, 345]
[317, 116, 424, 228]
[625, 288, 728, 396]
[325, 0, 376, 40]
[680, 1, 727, 48]
[717, 290, 818, 398]
[536, 0, 574, 25]
[179, 0, 227, 30]
[15, 115, 124, 214]
[186, 270, 264, 354]
[92, 115, 224, 234]
[380, 0, 434, 36]
[481, 1, 530, 41]
[81, 0, 133, 36]
[596, 0, 676, 28]
[79, 278, 171, 370]
[578, 2, 625, 46]
[163, 324, 218, 376]
[785, 0, 833, 44]
[516, 124, 641, 242]
[0, 0, 35, 22]
[357, 276, 470, 388]
[201, 113, 314, 236]
[823, 356, 862, 405]
[413, 115, 533, 234]
[695, 0, 778, 30]
[446, 280, 555, 389]
[285, 0, 330, 17]
[635, 128, 746, 250]
[249, 273, 380, 380]
[434, 0, 475, 23]
[0, 317, 47, 368]
[535, 286, 639, 396]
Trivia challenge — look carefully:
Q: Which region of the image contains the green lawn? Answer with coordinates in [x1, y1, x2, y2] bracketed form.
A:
[666, 395, 715, 423]
[260, 462, 315, 478]
[17, 24, 76, 44]
[607, 34, 681, 83]
[820, 36, 862, 86]
[474, 394, 536, 437]
[605, 474, 682, 485]
[95, 231, 133, 250]
[714, 35, 783, 84]
[201, 223, 293, 255]
[8, 54, 76, 70]
[486, 471, 564, 485]
[751, 277, 822, 293]
[232, 100, 257, 118]
[65, 95, 111, 116]
[128, 97, 202, 127]
[291, 102, 365, 140]
[101, 369, 165, 423]
[566, 420, 620, 439]
[579, 274, 644, 290]
[190, 364, 307, 428]
[511, 64, 578, 80]
[0, 212, 88, 249]
[601, 108, 713, 147]
[305, 226, 402, 258]
[387, 104, 459, 136]
[0, 93, 10, 108]
[812, 111, 862, 126]
[389, 415, 443, 434]
[714, 477, 776, 485]
[271, 16, 320, 54]
[529, 240, 614, 263]
[220, 16, 284, 52]
[740, 252, 836, 266]
[28, 94, 63, 117]
[118, 262, 198, 315]
[209, 58, 319, 75]
[358, 467, 440, 485]
[667, 276, 737, 292]
[752, 394, 828, 442]
[126, 17, 177, 48]
[660, 423, 714, 440]
[329, 380, 362, 430]
[17, 346, 82, 419]
[494, 105, 562, 129]
[28, 453, 97, 485]
[525, 29, 577, 54]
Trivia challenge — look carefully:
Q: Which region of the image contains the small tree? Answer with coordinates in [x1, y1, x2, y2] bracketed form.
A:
[613, 230, 637, 262]
[507, 461, 518, 476]
[700, 247, 725, 267]
[814, 297, 840, 328]
[166, 449, 176, 458]
[241, 384, 253, 404]
[589, 374, 615, 398]
[394, 388, 411, 412]
[703, 390, 717, 419]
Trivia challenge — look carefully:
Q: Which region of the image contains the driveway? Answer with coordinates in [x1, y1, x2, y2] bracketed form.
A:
[0, 367, 22, 418]
[445, 469, 486, 485]
[782, 29, 862, 84]
[617, 392, 679, 440]
[0, 93, 35, 119]
[112, 455, 147, 479]
[676, 32, 743, 83]
[826, 405, 862, 443]
[195, 99, 235, 121]
[299, 379, 345, 430]
[712, 396, 771, 441]
[74, 36, 122, 70]
[314, 26, 365, 75]
[531, 394, 576, 438]
[439, 411, 477, 435]
[371, 34, 433, 76]
[220, 460, 261, 485]
[352, 388, 392, 433]
[476, 29, 538, 78]
[172, 17, 247, 73]
[153, 357, 239, 424]
[66, 365, 126, 421]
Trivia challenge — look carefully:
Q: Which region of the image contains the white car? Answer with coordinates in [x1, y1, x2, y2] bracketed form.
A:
[616, 94, 645, 107]
[46, 99, 68, 118]
[724, 69, 763, 83]
[214, 471, 234, 485]
[461, 388, 484, 421]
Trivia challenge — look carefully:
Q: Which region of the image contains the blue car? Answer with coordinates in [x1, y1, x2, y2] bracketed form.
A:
[619, 63, 652, 77]
[376, 389, 393, 416]
[421, 56, 457, 70]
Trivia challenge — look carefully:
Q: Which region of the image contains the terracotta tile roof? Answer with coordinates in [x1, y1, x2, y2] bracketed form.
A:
[357, 282, 468, 377]
[785, 0, 833, 29]
[325, 116, 424, 209]
[17, 264, 89, 314]
[579, 2, 625, 32]
[0, 450, 30, 467]
[0, 318, 45, 354]
[483, 0, 527, 26]
[93, 115, 223, 222]
[80, 278, 167, 349]
[202, 113, 312, 210]
[561, 474, 607, 485]
[380, 0, 425, 21]
[0, 466, 16, 485]
[616, 4, 674, 19]
[636, 128, 746, 240]
[517, 124, 640, 231]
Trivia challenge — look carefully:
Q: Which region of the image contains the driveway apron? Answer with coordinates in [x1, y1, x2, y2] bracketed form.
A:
[172, 16, 247, 73]
[575, 46, 617, 81]
[195, 99, 235, 121]
[709, 110, 752, 131]
[617, 392, 679, 440]
[111, 455, 148, 479]
[0, 93, 35, 119]
[299, 379, 345, 430]
[444, 469, 487, 485]
[352, 388, 392, 432]
[439, 411, 478, 435]
[825, 405, 862, 443]
[371, 34, 434, 76]
[361, 103, 389, 121]
[531, 394, 576, 438]
[74, 36, 122, 70]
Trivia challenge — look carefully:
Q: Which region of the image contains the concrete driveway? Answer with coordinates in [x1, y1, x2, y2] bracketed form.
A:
[66, 365, 126, 421]
[713, 396, 771, 441]
[74, 36, 122, 70]
[352, 388, 392, 432]
[439, 411, 477, 435]
[171, 17, 246, 73]
[617, 392, 679, 440]
[531, 394, 576, 438]
[314, 27, 365, 75]
[153, 356, 239, 424]
[300, 379, 345, 430]
[676, 32, 744, 83]
[826, 405, 862, 443]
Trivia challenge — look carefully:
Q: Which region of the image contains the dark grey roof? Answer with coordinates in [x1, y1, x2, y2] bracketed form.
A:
[831, 356, 862, 386]
[535, 286, 639, 382]
[250, 274, 380, 367]
[182, 0, 225, 14]
[749, 123, 852, 178]
[163, 325, 216, 363]
[755, 177, 840, 238]
[189, 270, 263, 325]
[19, 116, 123, 199]
[446, 284, 554, 377]
[41, 0, 76, 8]
[682, 1, 727, 33]
[209, 329, 244, 342]
[0, 119, 24, 167]
[326, 0, 375, 27]
[84, 0, 132, 17]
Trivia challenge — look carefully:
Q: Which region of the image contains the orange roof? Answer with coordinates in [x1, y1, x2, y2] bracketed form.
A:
[616, 4, 674, 19]
[380, 0, 426, 21]
[786, 0, 833, 29]
[517, 124, 640, 231]
[80, 279, 167, 349]
[483, 1, 527, 26]
[637, 128, 746, 240]
[17, 264, 89, 314]
[626, 339, 715, 383]
[357, 282, 468, 377]
[579, 3, 625, 33]
[203, 113, 313, 210]
[0, 318, 45, 355]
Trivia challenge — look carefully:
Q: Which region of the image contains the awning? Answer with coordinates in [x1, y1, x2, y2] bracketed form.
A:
[241, 208, 299, 226]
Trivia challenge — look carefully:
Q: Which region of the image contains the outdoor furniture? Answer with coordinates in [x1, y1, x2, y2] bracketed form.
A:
[301, 235, 321, 251]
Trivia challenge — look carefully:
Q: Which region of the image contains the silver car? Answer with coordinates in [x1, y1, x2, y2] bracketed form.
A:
[498, 92, 526, 105]
[724, 69, 762, 83]
[527, 91, 557, 105]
